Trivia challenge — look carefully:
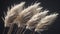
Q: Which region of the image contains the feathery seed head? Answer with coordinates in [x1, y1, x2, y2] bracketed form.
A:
[4, 2, 25, 27]
[26, 11, 49, 30]
[35, 13, 58, 32]
[14, 3, 41, 27]
[4, 2, 59, 33]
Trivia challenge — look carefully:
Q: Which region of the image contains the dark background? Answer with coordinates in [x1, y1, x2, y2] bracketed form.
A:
[0, 0, 60, 34]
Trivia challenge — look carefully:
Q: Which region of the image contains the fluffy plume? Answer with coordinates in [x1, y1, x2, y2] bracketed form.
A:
[4, 2, 25, 27]
[35, 13, 58, 32]
[26, 11, 49, 30]
[3, 1, 59, 34]
[36, 7, 43, 13]
[13, 2, 41, 27]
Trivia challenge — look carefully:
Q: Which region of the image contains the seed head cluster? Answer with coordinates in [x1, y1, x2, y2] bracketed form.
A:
[3, 2, 58, 34]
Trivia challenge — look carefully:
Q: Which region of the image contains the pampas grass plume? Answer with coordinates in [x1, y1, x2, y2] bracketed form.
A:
[35, 13, 58, 32]
[3, 1, 59, 34]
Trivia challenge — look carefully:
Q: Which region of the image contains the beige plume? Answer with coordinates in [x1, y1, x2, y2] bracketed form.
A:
[3, 1, 59, 34]
[35, 13, 58, 32]
[13, 3, 40, 27]
[4, 2, 25, 27]
[26, 11, 49, 30]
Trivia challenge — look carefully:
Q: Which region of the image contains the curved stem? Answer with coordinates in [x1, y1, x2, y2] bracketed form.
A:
[22, 29, 27, 34]
[7, 24, 14, 34]
[16, 27, 21, 34]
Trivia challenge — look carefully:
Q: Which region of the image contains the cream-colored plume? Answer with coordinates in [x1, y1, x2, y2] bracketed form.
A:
[26, 11, 49, 30]
[4, 2, 25, 27]
[13, 3, 41, 27]
[35, 13, 58, 32]
[3, 1, 59, 34]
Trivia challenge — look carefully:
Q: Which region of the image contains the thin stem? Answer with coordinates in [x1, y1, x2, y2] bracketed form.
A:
[20, 28, 24, 34]
[3, 27, 9, 34]
[30, 30, 35, 34]
[13, 25, 18, 34]
[7, 23, 14, 34]
[22, 29, 27, 34]
[16, 27, 21, 34]
[20, 26, 25, 34]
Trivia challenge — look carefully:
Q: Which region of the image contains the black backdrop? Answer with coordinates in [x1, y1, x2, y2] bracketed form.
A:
[0, 0, 60, 34]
